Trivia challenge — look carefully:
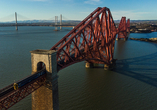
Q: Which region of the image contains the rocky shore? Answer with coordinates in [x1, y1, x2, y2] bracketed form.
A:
[130, 37, 157, 42]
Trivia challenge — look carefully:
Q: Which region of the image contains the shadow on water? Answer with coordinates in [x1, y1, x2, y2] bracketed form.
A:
[113, 42, 157, 88]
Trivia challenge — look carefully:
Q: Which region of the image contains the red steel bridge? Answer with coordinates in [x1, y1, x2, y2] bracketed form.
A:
[0, 7, 130, 110]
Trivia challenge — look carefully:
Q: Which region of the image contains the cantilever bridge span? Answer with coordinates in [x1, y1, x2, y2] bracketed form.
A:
[0, 7, 130, 110]
[50, 7, 130, 71]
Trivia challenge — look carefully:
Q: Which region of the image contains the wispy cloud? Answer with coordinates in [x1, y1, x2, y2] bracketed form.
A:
[84, 0, 100, 5]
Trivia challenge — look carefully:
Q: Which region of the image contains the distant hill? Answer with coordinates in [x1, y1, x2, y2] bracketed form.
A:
[0, 20, 81, 23]
[1, 19, 157, 24]
[0, 20, 157, 27]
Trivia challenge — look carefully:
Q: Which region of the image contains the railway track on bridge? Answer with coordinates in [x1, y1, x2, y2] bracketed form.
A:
[0, 68, 46, 110]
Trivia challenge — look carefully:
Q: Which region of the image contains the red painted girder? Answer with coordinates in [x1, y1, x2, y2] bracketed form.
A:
[50, 7, 122, 71]
[50, 7, 102, 50]
[0, 75, 46, 110]
[56, 7, 110, 52]
[127, 19, 130, 33]
[0, 7, 130, 110]
[117, 17, 126, 39]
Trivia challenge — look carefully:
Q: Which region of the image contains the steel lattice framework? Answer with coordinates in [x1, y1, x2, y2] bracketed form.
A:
[0, 74, 46, 110]
[126, 19, 130, 33]
[117, 17, 130, 39]
[50, 7, 129, 71]
[0, 7, 130, 110]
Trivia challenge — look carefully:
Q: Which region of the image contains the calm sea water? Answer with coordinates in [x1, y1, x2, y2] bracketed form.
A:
[0, 26, 157, 110]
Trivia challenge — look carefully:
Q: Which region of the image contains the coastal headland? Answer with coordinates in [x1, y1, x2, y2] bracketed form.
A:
[130, 37, 157, 43]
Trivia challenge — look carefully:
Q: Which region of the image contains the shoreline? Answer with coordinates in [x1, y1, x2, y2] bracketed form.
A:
[130, 37, 157, 43]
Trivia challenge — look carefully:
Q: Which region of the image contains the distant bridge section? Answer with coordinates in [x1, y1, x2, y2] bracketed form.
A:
[0, 13, 78, 30]
[0, 23, 77, 27]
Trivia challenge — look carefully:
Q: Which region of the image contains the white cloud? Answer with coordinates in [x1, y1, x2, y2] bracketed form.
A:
[84, 0, 100, 5]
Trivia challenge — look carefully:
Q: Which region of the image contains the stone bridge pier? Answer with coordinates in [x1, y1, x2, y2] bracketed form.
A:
[30, 49, 59, 110]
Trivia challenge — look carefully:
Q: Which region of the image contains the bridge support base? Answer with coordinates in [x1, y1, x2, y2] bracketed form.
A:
[104, 64, 115, 70]
[116, 38, 119, 41]
[104, 64, 110, 70]
[104, 59, 117, 70]
[85, 62, 94, 68]
[116, 37, 128, 41]
[116, 38, 127, 41]
[30, 49, 59, 110]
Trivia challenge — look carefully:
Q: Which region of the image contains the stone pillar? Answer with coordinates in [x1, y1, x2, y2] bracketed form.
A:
[104, 59, 116, 70]
[30, 49, 59, 110]
[85, 61, 94, 68]
[104, 64, 110, 70]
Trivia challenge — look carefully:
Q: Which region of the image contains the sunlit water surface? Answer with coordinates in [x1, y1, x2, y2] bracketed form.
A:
[0, 26, 157, 110]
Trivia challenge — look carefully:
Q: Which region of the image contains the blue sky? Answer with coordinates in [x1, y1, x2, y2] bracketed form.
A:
[0, 0, 157, 22]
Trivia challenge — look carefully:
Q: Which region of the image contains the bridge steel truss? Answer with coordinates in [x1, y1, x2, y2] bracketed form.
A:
[50, 7, 129, 71]
[117, 17, 130, 40]
[0, 74, 46, 110]
[0, 7, 130, 110]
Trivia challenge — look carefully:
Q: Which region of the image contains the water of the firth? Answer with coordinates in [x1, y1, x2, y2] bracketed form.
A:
[0, 26, 157, 110]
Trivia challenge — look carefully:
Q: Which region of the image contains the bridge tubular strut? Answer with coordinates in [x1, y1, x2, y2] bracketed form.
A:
[0, 7, 130, 110]
[117, 17, 130, 40]
[0, 74, 46, 110]
[49, 7, 130, 71]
